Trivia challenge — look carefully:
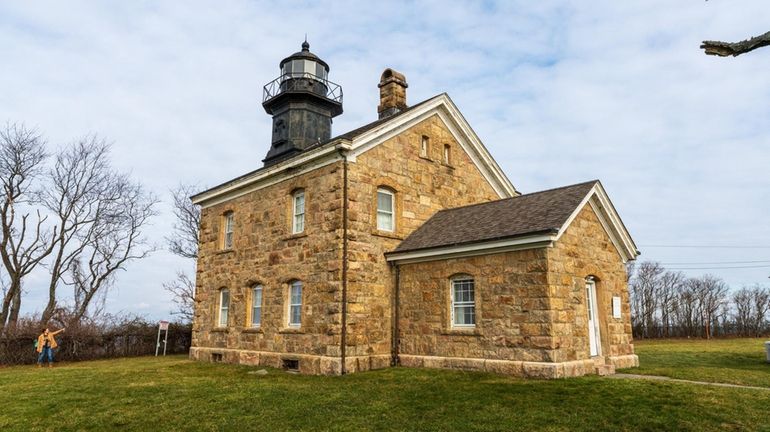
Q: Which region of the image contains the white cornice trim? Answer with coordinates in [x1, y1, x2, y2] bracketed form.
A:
[191, 141, 351, 208]
[385, 234, 555, 264]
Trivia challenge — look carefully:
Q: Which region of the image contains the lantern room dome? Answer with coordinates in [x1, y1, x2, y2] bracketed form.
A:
[279, 41, 329, 81]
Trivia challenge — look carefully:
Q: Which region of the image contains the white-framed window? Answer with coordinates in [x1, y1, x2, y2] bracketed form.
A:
[288, 280, 302, 327]
[420, 135, 429, 157]
[223, 212, 234, 250]
[376, 188, 394, 232]
[251, 285, 263, 327]
[451, 277, 475, 327]
[218, 288, 230, 327]
[443, 144, 451, 165]
[292, 190, 305, 234]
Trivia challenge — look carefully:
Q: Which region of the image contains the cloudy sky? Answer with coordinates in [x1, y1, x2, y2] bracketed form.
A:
[1, 1, 769, 320]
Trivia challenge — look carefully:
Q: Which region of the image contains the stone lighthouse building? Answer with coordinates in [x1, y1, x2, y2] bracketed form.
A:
[190, 42, 640, 378]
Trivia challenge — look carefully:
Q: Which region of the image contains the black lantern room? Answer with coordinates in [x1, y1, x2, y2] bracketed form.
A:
[261, 41, 343, 166]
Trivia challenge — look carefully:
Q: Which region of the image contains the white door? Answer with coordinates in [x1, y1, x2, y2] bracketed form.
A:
[586, 281, 601, 357]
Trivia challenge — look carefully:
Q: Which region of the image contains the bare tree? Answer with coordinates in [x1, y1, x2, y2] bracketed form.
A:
[163, 271, 195, 322]
[166, 183, 200, 260]
[659, 271, 685, 337]
[701, 31, 770, 57]
[732, 287, 753, 336]
[697, 274, 729, 339]
[38, 137, 113, 323]
[66, 177, 158, 324]
[0, 124, 56, 332]
[750, 285, 770, 337]
[163, 183, 201, 322]
[629, 261, 664, 338]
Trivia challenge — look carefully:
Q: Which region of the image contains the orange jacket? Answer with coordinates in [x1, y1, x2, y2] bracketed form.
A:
[36, 329, 63, 353]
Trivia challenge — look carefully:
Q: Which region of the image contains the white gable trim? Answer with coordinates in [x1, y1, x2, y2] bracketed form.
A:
[348, 94, 517, 199]
[554, 183, 639, 263]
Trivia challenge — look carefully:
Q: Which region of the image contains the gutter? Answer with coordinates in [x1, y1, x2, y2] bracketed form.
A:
[339, 149, 349, 375]
[391, 262, 400, 366]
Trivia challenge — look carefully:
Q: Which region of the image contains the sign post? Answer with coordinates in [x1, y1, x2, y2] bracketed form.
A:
[156, 320, 170, 356]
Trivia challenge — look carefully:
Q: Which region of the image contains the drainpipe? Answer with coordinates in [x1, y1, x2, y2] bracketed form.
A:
[391, 262, 400, 366]
[339, 150, 349, 375]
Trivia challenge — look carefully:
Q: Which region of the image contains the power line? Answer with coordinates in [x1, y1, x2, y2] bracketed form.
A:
[661, 260, 770, 265]
[640, 244, 770, 249]
[663, 264, 770, 270]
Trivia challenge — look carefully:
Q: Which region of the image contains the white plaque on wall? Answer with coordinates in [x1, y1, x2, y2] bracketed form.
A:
[612, 296, 622, 319]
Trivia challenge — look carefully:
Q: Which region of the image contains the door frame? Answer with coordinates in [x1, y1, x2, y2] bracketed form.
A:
[586, 278, 602, 357]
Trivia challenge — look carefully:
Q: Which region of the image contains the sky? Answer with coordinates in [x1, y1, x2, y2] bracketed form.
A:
[1, 1, 769, 321]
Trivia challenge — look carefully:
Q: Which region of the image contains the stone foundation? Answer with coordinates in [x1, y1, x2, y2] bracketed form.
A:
[399, 354, 631, 379]
[189, 347, 390, 375]
[607, 354, 639, 369]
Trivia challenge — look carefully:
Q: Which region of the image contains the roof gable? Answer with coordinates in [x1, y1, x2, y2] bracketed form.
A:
[386, 180, 639, 264]
[191, 93, 517, 207]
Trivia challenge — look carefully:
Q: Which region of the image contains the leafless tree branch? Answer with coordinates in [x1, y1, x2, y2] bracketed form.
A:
[701, 30, 770, 57]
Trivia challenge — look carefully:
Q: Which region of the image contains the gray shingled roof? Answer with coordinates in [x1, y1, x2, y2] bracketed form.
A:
[390, 180, 599, 254]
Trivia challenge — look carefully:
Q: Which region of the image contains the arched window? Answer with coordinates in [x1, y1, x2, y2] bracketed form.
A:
[222, 212, 234, 250]
[250, 284, 263, 328]
[451, 276, 475, 327]
[288, 280, 302, 327]
[292, 190, 305, 234]
[376, 188, 395, 232]
[218, 288, 230, 327]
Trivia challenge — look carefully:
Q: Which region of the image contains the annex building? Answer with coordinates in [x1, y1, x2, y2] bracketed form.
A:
[189, 42, 640, 378]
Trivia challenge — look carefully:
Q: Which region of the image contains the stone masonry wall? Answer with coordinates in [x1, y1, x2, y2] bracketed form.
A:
[192, 162, 346, 374]
[396, 205, 637, 377]
[546, 204, 638, 368]
[345, 114, 502, 364]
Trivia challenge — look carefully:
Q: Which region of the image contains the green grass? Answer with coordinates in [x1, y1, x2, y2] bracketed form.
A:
[2, 350, 770, 432]
[627, 337, 770, 388]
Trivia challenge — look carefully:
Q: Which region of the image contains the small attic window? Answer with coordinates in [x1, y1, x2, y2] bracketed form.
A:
[443, 144, 451, 165]
[420, 136, 429, 158]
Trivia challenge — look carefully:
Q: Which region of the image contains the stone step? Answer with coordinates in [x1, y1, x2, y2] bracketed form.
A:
[595, 364, 615, 376]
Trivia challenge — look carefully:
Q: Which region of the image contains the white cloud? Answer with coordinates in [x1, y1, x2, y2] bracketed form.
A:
[1, 1, 769, 319]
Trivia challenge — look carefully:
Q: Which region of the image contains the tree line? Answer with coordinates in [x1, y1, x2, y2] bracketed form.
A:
[0, 123, 157, 333]
[628, 261, 770, 339]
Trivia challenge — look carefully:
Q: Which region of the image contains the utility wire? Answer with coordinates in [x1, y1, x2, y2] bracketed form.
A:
[663, 264, 770, 270]
[661, 260, 770, 265]
[640, 244, 770, 249]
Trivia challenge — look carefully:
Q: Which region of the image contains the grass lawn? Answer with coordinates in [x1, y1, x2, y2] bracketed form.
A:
[1, 349, 770, 432]
[627, 337, 770, 388]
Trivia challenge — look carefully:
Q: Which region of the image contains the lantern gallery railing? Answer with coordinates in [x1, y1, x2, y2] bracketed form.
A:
[263, 73, 343, 104]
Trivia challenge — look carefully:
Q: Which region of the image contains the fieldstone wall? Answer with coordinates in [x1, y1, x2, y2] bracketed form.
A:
[193, 162, 346, 373]
[345, 113, 501, 361]
[396, 205, 637, 377]
[546, 204, 638, 368]
[397, 249, 555, 365]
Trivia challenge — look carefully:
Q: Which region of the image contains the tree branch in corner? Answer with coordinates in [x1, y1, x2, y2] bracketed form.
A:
[701, 31, 770, 57]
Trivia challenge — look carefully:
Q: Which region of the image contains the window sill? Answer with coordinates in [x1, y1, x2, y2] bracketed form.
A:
[442, 163, 455, 170]
[419, 155, 433, 162]
[216, 249, 235, 256]
[242, 327, 264, 334]
[279, 327, 304, 334]
[441, 328, 481, 336]
[210, 327, 228, 333]
[284, 232, 308, 241]
[372, 230, 403, 240]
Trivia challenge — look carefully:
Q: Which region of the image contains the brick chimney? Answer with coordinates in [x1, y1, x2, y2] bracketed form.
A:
[377, 68, 408, 119]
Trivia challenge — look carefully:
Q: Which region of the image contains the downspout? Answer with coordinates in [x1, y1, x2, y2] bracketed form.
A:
[339, 150, 349, 375]
[391, 262, 400, 366]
